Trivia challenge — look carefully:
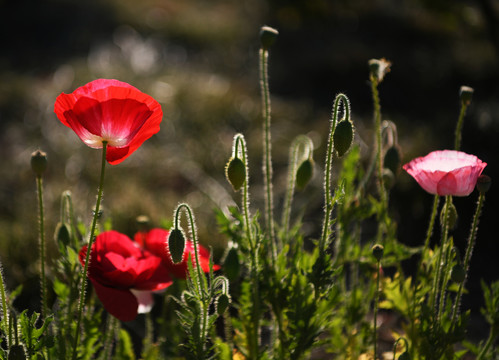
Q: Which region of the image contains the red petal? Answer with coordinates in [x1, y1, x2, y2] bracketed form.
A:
[90, 279, 138, 322]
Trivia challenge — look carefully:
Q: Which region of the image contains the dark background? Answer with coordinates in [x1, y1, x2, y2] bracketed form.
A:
[0, 0, 497, 326]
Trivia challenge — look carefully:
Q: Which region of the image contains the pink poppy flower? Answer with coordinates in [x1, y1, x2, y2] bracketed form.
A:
[54, 79, 163, 165]
[403, 150, 487, 196]
[79, 231, 172, 321]
[134, 228, 220, 279]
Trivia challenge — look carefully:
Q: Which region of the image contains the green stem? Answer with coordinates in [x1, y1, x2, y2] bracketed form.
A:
[450, 192, 485, 329]
[0, 261, 10, 347]
[320, 93, 349, 254]
[370, 76, 386, 208]
[36, 175, 48, 319]
[374, 259, 381, 360]
[476, 327, 497, 360]
[454, 102, 468, 151]
[430, 195, 451, 326]
[259, 47, 277, 265]
[72, 142, 108, 360]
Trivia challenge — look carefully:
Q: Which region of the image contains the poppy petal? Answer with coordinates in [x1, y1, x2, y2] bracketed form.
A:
[90, 280, 138, 322]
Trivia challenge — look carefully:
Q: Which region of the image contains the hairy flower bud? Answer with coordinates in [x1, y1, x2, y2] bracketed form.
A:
[372, 244, 384, 261]
[54, 222, 71, 248]
[440, 201, 458, 230]
[398, 352, 411, 360]
[223, 247, 240, 282]
[333, 119, 354, 157]
[225, 157, 246, 191]
[31, 150, 47, 177]
[296, 158, 314, 190]
[260, 26, 278, 49]
[476, 174, 491, 194]
[168, 228, 186, 264]
[459, 86, 474, 106]
[384, 146, 401, 175]
[451, 264, 466, 283]
[216, 293, 230, 315]
[8, 344, 26, 360]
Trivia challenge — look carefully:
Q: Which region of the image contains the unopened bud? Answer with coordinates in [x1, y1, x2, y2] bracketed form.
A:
[368, 58, 391, 83]
[451, 264, 466, 283]
[54, 222, 71, 248]
[223, 247, 240, 282]
[8, 345, 26, 360]
[384, 146, 401, 175]
[459, 86, 474, 106]
[31, 150, 47, 177]
[168, 228, 186, 264]
[216, 293, 230, 315]
[476, 174, 491, 194]
[260, 26, 278, 49]
[372, 244, 384, 261]
[382, 168, 395, 190]
[296, 158, 314, 189]
[333, 119, 354, 157]
[225, 157, 246, 191]
[440, 201, 458, 230]
[398, 352, 411, 360]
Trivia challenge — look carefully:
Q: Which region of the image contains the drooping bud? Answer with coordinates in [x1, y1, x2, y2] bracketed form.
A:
[476, 174, 491, 194]
[30, 150, 47, 177]
[168, 228, 186, 264]
[260, 26, 279, 50]
[216, 293, 230, 315]
[398, 352, 411, 360]
[223, 247, 240, 282]
[382, 168, 395, 190]
[383, 146, 401, 175]
[372, 244, 384, 261]
[459, 86, 474, 106]
[333, 119, 354, 157]
[54, 222, 71, 248]
[8, 345, 26, 360]
[368, 58, 391, 83]
[440, 200, 458, 230]
[295, 158, 314, 190]
[450, 264, 466, 283]
[225, 157, 246, 191]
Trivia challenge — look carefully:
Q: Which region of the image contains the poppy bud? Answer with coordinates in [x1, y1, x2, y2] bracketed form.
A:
[476, 174, 491, 194]
[30, 150, 47, 177]
[384, 146, 401, 175]
[459, 86, 474, 106]
[225, 157, 246, 191]
[333, 119, 354, 157]
[8, 345, 26, 360]
[223, 247, 240, 282]
[382, 168, 395, 190]
[440, 201, 458, 230]
[296, 158, 314, 189]
[54, 222, 71, 248]
[168, 228, 186, 264]
[451, 264, 466, 283]
[372, 244, 384, 261]
[398, 352, 411, 360]
[260, 26, 278, 50]
[216, 293, 230, 315]
[368, 58, 391, 83]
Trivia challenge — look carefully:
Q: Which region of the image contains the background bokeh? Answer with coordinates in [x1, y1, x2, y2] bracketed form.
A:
[0, 0, 497, 328]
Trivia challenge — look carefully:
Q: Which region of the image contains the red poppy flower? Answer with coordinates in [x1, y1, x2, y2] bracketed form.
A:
[79, 230, 172, 321]
[403, 150, 486, 196]
[54, 79, 163, 165]
[134, 228, 220, 279]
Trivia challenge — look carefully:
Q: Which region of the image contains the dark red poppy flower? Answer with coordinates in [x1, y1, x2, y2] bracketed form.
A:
[54, 79, 163, 165]
[403, 150, 486, 196]
[79, 230, 172, 321]
[134, 228, 220, 279]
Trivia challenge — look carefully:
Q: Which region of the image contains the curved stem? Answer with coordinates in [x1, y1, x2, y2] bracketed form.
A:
[320, 93, 350, 254]
[259, 47, 277, 265]
[374, 259, 381, 360]
[72, 142, 108, 360]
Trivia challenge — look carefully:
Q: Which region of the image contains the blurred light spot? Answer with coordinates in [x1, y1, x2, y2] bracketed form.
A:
[151, 81, 175, 103]
[206, 75, 229, 96]
[52, 65, 75, 90]
[65, 154, 84, 182]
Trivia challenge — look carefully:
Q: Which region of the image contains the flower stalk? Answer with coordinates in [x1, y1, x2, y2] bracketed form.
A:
[72, 142, 108, 360]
